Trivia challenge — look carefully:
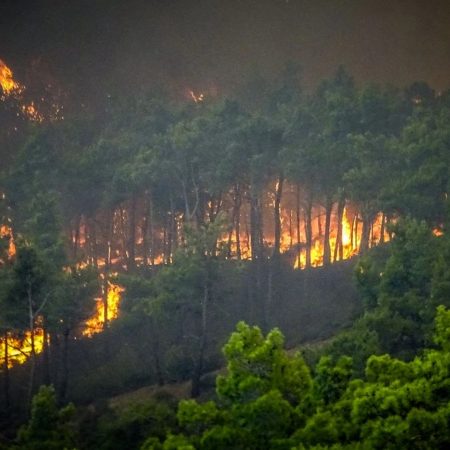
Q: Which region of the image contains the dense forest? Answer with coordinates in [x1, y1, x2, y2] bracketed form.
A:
[2, 56, 450, 449]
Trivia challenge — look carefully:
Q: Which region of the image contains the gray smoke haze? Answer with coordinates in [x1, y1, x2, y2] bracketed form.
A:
[1, 0, 450, 101]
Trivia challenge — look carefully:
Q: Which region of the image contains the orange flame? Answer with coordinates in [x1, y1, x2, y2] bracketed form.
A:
[0, 57, 53, 122]
[0, 224, 16, 259]
[21, 101, 44, 123]
[189, 90, 205, 103]
[82, 280, 124, 337]
[0, 329, 45, 368]
[291, 207, 388, 269]
[0, 59, 22, 96]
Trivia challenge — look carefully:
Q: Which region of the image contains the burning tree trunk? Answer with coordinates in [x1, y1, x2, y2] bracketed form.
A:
[379, 212, 386, 244]
[323, 196, 333, 265]
[305, 196, 313, 268]
[3, 331, 10, 412]
[250, 186, 263, 261]
[227, 184, 242, 259]
[149, 198, 156, 266]
[334, 198, 346, 262]
[359, 209, 371, 254]
[102, 276, 109, 331]
[27, 281, 36, 406]
[296, 184, 302, 268]
[272, 175, 284, 257]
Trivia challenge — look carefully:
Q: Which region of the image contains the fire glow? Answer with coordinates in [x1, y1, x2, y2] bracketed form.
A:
[1, 330, 45, 368]
[189, 90, 205, 103]
[0, 58, 47, 122]
[0, 59, 22, 96]
[0, 224, 16, 259]
[82, 281, 125, 337]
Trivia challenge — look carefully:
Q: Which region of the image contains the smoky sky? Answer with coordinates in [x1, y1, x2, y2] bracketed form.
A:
[1, 0, 450, 101]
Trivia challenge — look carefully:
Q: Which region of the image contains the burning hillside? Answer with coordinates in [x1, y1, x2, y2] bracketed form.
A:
[0, 58, 64, 122]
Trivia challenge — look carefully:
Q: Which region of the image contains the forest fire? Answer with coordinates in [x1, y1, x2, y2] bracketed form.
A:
[82, 281, 124, 337]
[292, 208, 387, 269]
[0, 58, 24, 98]
[0, 280, 124, 368]
[1, 330, 45, 368]
[189, 89, 205, 103]
[0, 224, 16, 259]
[0, 62, 17, 95]
[0, 58, 50, 122]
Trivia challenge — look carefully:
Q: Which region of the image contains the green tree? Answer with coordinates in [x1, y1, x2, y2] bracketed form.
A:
[159, 321, 311, 450]
[141, 213, 229, 397]
[15, 385, 77, 450]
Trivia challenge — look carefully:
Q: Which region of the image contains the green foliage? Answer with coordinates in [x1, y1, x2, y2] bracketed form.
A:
[345, 219, 446, 361]
[3, 68, 450, 448]
[152, 307, 450, 449]
[15, 385, 76, 450]
[217, 322, 311, 405]
[94, 399, 177, 450]
[313, 356, 352, 405]
[156, 322, 311, 449]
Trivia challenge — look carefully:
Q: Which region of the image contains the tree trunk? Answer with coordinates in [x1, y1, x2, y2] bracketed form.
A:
[334, 199, 345, 262]
[379, 212, 386, 244]
[91, 219, 98, 268]
[351, 214, 357, 250]
[191, 278, 209, 397]
[250, 186, 262, 260]
[27, 283, 36, 406]
[128, 195, 137, 271]
[58, 329, 70, 404]
[102, 276, 109, 330]
[42, 325, 51, 386]
[149, 197, 155, 266]
[3, 331, 10, 412]
[305, 197, 313, 268]
[163, 221, 168, 264]
[359, 211, 371, 254]
[151, 320, 164, 386]
[167, 201, 174, 264]
[235, 188, 242, 260]
[296, 184, 302, 268]
[228, 184, 242, 259]
[142, 194, 150, 268]
[72, 215, 81, 260]
[323, 196, 333, 265]
[272, 175, 284, 257]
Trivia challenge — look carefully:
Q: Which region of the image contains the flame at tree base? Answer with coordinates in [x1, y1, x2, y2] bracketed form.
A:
[292, 207, 382, 269]
[0, 329, 45, 368]
[82, 281, 124, 337]
[0, 224, 16, 259]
